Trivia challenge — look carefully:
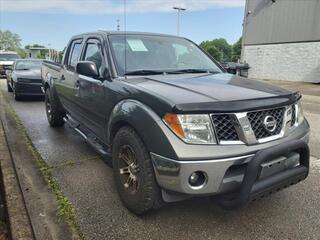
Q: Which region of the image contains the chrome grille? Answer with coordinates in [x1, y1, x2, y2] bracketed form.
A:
[247, 107, 285, 139]
[211, 114, 239, 141]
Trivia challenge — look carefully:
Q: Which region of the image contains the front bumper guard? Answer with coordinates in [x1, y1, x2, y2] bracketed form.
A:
[217, 139, 309, 209]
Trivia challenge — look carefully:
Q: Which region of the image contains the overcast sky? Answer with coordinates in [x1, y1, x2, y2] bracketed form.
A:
[0, 0, 245, 50]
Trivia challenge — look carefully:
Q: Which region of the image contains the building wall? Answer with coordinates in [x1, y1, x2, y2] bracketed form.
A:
[243, 42, 320, 83]
[28, 49, 41, 59]
[243, 0, 320, 83]
[244, 0, 320, 45]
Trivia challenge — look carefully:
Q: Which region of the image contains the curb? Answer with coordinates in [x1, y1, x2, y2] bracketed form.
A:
[0, 84, 80, 240]
[0, 120, 35, 240]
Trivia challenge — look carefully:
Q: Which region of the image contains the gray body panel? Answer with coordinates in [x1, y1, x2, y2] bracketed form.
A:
[244, 0, 320, 45]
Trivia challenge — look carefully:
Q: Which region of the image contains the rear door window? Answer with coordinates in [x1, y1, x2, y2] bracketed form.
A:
[68, 40, 82, 70]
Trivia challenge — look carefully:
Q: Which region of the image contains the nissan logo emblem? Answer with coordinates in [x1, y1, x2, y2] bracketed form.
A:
[263, 115, 277, 133]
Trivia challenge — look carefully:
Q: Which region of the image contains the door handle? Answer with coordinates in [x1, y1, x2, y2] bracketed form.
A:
[60, 75, 66, 81]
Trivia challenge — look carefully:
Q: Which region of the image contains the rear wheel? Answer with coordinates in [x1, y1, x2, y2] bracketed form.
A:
[112, 126, 163, 215]
[45, 88, 65, 127]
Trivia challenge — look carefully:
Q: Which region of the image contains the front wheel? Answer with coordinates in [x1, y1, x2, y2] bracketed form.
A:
[112, 126, 163, 215]
[45, 88, 65, 127]
[14, 89, 23, 101]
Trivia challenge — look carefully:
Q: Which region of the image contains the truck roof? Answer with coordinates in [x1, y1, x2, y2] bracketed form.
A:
[0, 51, 19, 54]
[16, 58, 43, 61]
[72, 31, 182, 39]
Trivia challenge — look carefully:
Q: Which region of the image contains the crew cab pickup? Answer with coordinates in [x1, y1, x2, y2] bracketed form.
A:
[41, 31, 310, 214]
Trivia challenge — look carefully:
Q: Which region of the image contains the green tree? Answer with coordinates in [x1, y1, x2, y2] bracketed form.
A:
[16, 48, 28, 59]
[200, 41, 221, 62]
[200, 38, 232, 62]
[0, 30, 22, 50]
[210, 38, 232, 62]
[231, 37, 242, 62]
[204, 45, 223, 62]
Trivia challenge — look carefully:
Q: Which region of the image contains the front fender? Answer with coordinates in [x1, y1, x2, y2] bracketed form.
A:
[12, 73, 18, 83]
[107, 99, 177, 160]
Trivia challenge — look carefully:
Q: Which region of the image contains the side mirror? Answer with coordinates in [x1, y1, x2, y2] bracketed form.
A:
[76, 61, 99, 79]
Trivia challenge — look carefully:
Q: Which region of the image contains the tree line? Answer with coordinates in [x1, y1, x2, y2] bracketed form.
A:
[0, 30, 49, 59]
[1, 30, 242, 62]
[200, 37, 242, 63]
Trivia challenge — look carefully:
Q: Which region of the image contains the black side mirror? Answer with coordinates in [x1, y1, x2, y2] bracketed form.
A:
[76, 61, 99, 79]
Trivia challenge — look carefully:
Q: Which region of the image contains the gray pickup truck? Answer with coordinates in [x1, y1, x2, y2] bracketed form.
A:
[41, 31, 310, 214]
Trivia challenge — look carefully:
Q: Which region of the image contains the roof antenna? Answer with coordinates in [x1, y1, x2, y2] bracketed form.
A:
[124, 0, 127, 78]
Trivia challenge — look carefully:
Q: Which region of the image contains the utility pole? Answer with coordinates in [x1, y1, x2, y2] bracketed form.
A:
[173, 6, 186, 36]
[117, 19, 120, 31]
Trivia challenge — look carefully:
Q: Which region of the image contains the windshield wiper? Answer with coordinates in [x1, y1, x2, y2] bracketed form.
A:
[167, 69, 216, 74]
[124, 70, 165, 76]
[16, 68, 30, 71]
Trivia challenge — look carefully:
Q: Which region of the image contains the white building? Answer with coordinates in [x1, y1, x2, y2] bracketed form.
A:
[242, 0, 320, 83]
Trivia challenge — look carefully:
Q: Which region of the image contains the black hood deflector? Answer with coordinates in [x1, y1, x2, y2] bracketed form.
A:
[173, 92, 301, 114]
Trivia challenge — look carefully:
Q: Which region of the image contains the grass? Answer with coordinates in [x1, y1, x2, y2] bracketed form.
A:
[0, 221, 8, 240]
[0, 91, 85, 240]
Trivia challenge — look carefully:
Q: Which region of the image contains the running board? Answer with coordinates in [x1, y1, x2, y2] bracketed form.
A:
[63, 116, 111, 159]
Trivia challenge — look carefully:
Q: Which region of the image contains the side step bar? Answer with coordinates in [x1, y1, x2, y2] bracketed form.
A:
[63, 116, 111, 159]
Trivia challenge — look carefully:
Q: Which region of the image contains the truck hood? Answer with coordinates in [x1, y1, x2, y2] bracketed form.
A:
[14, 69, 41, 79]
[125, 73, 299, 113]
[0, 61, 14, 65]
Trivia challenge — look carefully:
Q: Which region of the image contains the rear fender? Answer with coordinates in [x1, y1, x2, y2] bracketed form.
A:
[44, 72, 65, 112]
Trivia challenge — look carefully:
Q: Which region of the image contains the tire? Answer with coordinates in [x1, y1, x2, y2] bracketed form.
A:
[7, 81, 13, 92]
[14, 90, 23, 101]
[45, 88, 65, 127]
[112, 126, 163, 215]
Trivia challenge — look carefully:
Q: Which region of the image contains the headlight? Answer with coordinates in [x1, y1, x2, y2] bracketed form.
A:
[296, 101, 305, 125]
[163, 113, 216, 144]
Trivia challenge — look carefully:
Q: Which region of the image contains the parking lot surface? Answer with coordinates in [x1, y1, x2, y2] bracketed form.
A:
[0, 79, 320, 240]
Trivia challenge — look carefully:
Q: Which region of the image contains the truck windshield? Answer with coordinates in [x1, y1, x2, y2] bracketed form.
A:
[15, 60, 43, 70]
[0, 54, 20, 61]
[108, 34, 222, 76]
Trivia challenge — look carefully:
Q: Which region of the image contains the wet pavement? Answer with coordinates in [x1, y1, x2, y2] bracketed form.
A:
[0, 79, 320, 240]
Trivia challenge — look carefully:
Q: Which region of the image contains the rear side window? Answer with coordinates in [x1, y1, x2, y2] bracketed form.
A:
[68, 41, 82, 69]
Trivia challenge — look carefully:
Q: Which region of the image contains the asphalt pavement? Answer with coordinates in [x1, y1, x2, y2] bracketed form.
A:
[0, 79, 320, 240]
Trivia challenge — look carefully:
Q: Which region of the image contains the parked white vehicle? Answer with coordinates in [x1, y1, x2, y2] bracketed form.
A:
[0, 51, 20, 76]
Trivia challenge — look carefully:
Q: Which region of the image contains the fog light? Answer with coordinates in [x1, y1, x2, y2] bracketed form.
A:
[188, 171, 206, 187]
[189, 172, 199, 184]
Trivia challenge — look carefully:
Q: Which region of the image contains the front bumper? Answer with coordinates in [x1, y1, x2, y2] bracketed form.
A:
[15, 82, 44, 96]
[151, 133, 309, 200]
